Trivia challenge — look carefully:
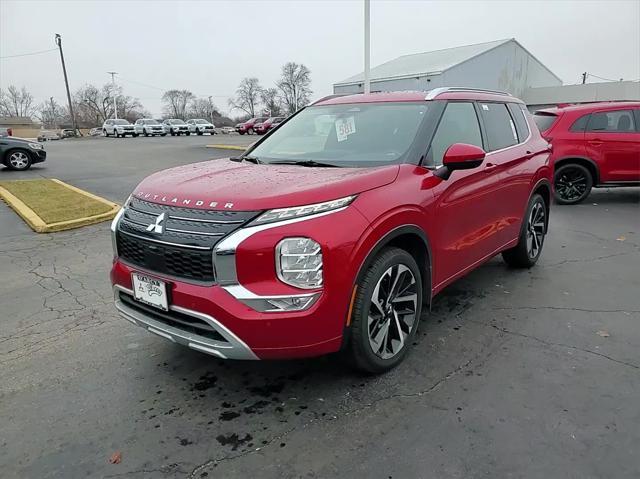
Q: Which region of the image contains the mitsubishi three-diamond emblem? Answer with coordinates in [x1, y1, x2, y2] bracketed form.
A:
[146, 212, 166, 234]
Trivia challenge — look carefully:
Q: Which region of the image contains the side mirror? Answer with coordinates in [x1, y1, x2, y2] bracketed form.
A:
[435, 143, 485, 179]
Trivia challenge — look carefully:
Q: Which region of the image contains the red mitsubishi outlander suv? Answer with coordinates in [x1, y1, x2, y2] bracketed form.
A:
[111, 88, 552, 373]
[534, 102, 640, 204]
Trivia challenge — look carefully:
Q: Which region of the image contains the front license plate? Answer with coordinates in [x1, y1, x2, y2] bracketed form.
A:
[132, 273, 168, 311]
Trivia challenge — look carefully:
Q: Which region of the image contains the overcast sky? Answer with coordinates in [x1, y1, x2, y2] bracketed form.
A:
[1, 0, 639, 118]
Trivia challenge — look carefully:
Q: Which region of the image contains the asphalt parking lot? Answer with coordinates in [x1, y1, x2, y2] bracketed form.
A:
[1, 138, 639, 478]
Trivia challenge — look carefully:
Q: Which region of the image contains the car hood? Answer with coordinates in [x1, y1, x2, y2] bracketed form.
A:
[133, 159, 400, 211]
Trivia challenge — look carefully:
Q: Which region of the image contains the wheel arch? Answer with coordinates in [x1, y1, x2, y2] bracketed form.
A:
[354, 225, 432, 307]
[3, 147, 33, 166]
[554, 156, 600, 185]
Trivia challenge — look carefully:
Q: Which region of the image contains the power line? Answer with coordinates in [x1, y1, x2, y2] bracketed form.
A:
[587, 73, 620, 82]
[0, 48, 58, 59]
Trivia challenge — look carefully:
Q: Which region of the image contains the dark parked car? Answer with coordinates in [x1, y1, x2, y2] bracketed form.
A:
[0, 137, 46, 171]
[534, 102, 640, 204]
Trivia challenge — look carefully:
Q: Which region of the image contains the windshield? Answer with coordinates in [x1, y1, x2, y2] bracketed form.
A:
[195, 119, 208, 124]
[170, 119, 186, 125]
[533, 112, 558, 133]
[249, 102, 429, 167]
[113, 119, 129, 125]
[145, 120, 160, 125]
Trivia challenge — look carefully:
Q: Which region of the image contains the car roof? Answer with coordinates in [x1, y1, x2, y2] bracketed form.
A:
[537, 101, 640, 115]
[314, 89, 524, 106]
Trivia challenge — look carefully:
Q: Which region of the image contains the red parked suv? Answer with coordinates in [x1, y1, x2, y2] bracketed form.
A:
[534, 102, 640, 204]
[110, 88, 552, 372]
[235, 117, 268, 135]
[254, 116, 285, 135]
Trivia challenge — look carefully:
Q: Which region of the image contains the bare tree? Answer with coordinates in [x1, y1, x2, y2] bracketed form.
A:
[277, 62, 312, 114]
[36, 97, 66, 128]
[73, 83, 146, 126]
[260, 88, 282, 116]
[188, 97, 220, 121]
[228, 77, 262, 117]
[162, 89, 195, 118]
[0, 85, 36, 118]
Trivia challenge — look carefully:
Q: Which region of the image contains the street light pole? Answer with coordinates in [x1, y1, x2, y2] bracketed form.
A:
[107, 71, 118, 119]
[54, 34, 78, 136]
[364, 0, 371, 94]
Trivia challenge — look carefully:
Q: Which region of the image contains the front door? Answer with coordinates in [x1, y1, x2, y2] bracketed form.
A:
[428, 101, 505, 290]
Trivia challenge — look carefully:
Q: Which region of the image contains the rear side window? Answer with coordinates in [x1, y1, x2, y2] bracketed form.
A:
[587, 110, 636, 132]
[507, 103, 530, 141]
[570, 114, 590, 132]
[533, 112, 558, 133]
[427, 102, 483, 167]
[479, 103, 518, 151]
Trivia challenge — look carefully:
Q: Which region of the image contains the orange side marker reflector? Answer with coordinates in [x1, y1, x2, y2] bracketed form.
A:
[346, 285, 358, 326]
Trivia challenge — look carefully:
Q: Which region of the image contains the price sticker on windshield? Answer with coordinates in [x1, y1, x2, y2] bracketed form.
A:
[335, 116, 356, 142]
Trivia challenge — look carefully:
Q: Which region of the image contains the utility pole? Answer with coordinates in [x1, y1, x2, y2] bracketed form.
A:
[108, 71, 118, 119]
[208, 95, 213, 123]
[364, 0, 371, 94]
[582, 72, 587, 84]
[55, 34, 78, 136]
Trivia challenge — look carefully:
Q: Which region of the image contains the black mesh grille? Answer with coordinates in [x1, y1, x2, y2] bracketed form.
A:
[116, 197, 260, 282]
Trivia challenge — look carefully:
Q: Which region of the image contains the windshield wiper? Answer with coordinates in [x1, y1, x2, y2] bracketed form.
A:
[230, 155, 261, 164]
[268, 160, 340, 168]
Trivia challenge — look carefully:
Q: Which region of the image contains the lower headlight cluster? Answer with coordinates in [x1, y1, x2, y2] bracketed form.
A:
[276, 237, 322, 289]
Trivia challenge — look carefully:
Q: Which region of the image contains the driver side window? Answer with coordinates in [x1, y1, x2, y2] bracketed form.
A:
[427, 102, 483, 167]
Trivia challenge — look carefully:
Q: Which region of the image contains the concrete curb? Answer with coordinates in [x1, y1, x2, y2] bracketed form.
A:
[205, 144, 249, 151]
[0, 179, 121, 233]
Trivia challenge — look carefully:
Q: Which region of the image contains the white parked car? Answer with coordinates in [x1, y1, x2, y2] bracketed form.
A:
[219, 126, 236, 134]
[163, 119, 190, 136]
[134, 119, 166, 137]
[102, 119, 137, 138]
[186, 119, 216, 135]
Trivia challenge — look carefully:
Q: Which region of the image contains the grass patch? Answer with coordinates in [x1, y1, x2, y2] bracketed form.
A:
[0, 179, 114, 224]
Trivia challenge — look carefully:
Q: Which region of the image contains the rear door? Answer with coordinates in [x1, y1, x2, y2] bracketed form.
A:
[585, 109, 640, 182]
[429, 101, 505, 288]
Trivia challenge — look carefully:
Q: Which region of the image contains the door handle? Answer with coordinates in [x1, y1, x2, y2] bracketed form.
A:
[483, 162, 497, 172]
[588, 139, 603, 146]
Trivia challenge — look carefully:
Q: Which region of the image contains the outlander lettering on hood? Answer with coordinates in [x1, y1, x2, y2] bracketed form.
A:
[111, 89, 553, 374]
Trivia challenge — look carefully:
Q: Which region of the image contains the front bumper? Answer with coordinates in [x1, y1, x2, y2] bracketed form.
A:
[31, 149, 46, 163]
[110, 204, 370, 360]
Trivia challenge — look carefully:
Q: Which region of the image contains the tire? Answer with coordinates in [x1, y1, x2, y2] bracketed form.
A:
[170, 130, 175, 136]
[133, 133, 139, 138]
[186, 132, 191, 136]
[239, 131, 245, 135]
[348, 247, 423, 373]
[197, 129, 203, 136]
[103, 129, 108, 137]
[502, 193, 547, 268]
[554, 163, 593, 205]
[5, 149, 33, 171]
[144, 129, 149, 137]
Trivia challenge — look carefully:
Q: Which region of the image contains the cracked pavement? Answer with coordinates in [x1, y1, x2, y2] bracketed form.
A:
[1, 137, 639, 478]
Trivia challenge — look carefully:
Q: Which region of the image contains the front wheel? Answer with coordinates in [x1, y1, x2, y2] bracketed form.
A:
[144, 130, 149, 137]
[502, 193, 547, 268]
[238, 131, 245, 135]
[197, 129, 203, 136]
[5, 149, 32, 170]
[133, 133, 138, 138]
[348, 247, 422, 373]
[186, 132, 190, 136]
[554, 163, 593, 205]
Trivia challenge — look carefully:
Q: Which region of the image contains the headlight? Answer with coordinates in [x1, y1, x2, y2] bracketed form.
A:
[28, 142, 43, 150]
[276, 237, 322, 289]
[252, 196, 355, 225]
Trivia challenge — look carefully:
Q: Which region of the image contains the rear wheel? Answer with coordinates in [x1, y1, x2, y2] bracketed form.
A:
[554, 163, 592, 205]
[502, 193, 547, 268]
[144, 129, 149, 137]
[186, 132, 190, 136]
[348, 247, 422, 373]
[5, 149, 32, 170]
[197, 129, 203, 136]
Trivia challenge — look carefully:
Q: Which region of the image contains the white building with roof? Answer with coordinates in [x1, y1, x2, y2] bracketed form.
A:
[333, 38, 562, 98]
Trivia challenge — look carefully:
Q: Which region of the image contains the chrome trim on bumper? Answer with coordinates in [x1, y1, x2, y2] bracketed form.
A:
[222, 284, 320, 312]
[113, 285, 258, 360]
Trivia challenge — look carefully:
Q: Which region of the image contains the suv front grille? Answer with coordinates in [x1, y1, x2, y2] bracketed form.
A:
[116, 197, 260, 282]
